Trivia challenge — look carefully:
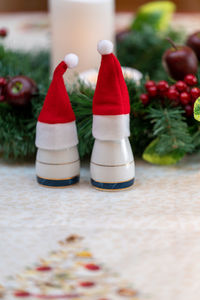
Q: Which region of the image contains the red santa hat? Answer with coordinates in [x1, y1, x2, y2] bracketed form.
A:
[35, 54, 79, 150]
[92, 40, 130, 140]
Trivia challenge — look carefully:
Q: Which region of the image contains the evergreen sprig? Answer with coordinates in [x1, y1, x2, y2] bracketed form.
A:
[147, 106, 194, 155]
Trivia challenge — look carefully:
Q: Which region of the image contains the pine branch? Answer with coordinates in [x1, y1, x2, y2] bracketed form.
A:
[147, 106, 194, 155]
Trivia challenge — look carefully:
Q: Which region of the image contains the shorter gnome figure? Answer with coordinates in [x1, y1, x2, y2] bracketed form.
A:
[90, 40, 135, 191]
[35, 54, 80, 187]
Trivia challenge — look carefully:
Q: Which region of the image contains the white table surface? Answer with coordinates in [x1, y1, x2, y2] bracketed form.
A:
[1, 12, 200, 300]
[1, 155, 200, 300]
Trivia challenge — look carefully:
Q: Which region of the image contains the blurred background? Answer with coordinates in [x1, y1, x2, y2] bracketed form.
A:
[0, 0, 199, 12]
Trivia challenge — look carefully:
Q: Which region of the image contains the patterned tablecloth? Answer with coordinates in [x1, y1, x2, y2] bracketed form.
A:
[1, 12, 200, 300]
[1, 156, 200, 300]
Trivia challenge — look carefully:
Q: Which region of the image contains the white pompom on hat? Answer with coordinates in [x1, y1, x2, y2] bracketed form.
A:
[97, 40, 114, 55]
[64, 53, 79, 69]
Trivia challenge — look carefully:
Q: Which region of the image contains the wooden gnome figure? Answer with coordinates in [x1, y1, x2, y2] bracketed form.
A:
[35, 54, 80, 187]
[90, 40, 135, 190]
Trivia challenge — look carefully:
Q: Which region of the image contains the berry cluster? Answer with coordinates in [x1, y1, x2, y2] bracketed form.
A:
[140, 74, 200, 117]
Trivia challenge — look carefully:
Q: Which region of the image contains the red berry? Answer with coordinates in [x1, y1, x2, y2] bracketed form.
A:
[14, 291, 31, 297]
[159, 90, 169, 98]
[140, 93, 149, 105]
[85, 264, 100, 271]
[0, 77, 7, 86]
[145, 80, 156, 90]
[167, 87, 179, 101]
[175, 81, 187, 92]
[184, 105, 193, 117]
[79, 281, 95, 288]
[190, 87, 200, 102]
[36, 266, 52, 271]
[157, 80, 169, 92]
[168, 86, 179, 105]
[180, 92, 191, 106]
[186, 86, 191, 93]
[147, 85, 157, 97]
[170, 84, 177, 90]
[0, 28, 7, 38]
[184, 74, 198, 86]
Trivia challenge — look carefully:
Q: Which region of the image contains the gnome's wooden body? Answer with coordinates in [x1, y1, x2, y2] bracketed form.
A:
[35, 56, 80, 187]
[90, 40, 135, 191]
[91, 137, 135, 191]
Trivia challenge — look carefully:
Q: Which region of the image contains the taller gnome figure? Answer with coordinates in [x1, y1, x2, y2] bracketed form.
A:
[90, 40, 135, 190]
[35, 54, 80, 187]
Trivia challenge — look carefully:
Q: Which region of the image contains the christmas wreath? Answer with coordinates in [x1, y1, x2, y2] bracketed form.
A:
[0, 2, 200, 165]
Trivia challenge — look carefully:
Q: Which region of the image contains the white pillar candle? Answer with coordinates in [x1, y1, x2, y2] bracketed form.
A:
[49, 0, 115, 83]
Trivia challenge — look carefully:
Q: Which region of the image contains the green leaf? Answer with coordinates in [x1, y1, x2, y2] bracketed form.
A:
[194, 96, 200, 121]
[132, 1, 176, 32]
[143, 138, 185, 165]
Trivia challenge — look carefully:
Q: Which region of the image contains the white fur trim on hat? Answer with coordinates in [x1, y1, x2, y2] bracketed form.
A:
[35, 121, 78, 150]
[97, 40, 113, 55]
[64, 53, 79, 69]
[92, 114, 130, 140]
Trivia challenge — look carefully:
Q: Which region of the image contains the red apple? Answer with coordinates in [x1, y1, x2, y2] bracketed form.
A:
[162, 39, 198, 80]
[186, 31, 200, 61]
[4, 75, 38, 106]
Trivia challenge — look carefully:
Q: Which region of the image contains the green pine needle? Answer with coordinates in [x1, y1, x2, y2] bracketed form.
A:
[147, 106, 194, 155]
